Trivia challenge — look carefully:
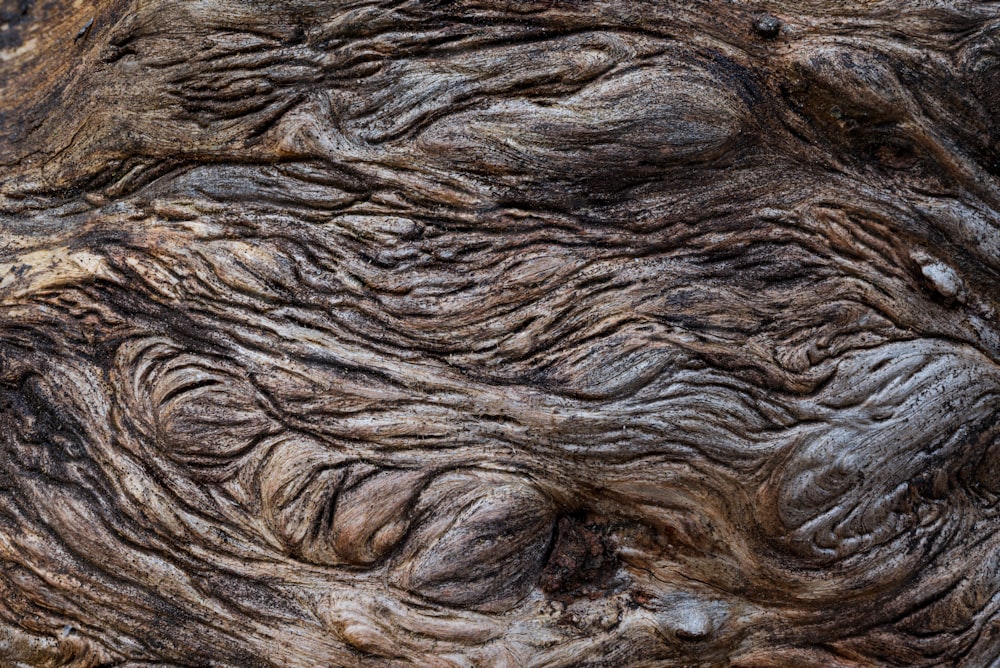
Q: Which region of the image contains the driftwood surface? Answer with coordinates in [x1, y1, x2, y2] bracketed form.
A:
[2, 0, 1000, 665]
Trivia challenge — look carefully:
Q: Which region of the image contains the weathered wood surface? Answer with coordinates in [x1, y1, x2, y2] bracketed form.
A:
[2, 1, 1000, 665]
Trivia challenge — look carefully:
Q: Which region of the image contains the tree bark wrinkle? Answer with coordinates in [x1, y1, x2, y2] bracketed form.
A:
[2, 1, 1000, 666]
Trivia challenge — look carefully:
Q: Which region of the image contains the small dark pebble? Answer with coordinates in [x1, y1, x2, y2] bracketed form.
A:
[754, 14, 782, 39]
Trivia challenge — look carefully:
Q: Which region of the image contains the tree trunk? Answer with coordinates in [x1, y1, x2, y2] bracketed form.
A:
[2, 1, 1000, 665]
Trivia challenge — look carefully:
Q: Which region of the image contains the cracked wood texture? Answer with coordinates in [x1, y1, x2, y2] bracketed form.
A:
[2, 0, 1000, 666]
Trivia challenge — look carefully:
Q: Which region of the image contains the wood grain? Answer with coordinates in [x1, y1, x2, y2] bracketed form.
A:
[2, 1, 1000, 665]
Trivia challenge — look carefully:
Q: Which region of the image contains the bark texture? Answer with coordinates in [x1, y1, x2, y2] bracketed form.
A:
[2, 1, 1000, 666]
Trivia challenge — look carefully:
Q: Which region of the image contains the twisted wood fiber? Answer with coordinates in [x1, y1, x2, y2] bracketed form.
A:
[2, 0, 1000, 665]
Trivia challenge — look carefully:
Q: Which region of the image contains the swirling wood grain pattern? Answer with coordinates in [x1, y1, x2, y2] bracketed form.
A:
[2, 1, 1000, 665]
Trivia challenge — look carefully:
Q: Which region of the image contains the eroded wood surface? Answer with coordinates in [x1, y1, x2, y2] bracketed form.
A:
[2, 1, 1000, 665]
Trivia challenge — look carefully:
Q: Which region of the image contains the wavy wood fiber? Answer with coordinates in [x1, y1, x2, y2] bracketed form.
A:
[2, 0, 1000, 665]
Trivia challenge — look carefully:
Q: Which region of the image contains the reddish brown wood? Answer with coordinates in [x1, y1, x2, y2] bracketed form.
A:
[2, 1, 1000, 665]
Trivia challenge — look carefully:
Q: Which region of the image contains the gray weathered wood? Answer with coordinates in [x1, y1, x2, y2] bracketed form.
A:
[2, 1, 1000, 665]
